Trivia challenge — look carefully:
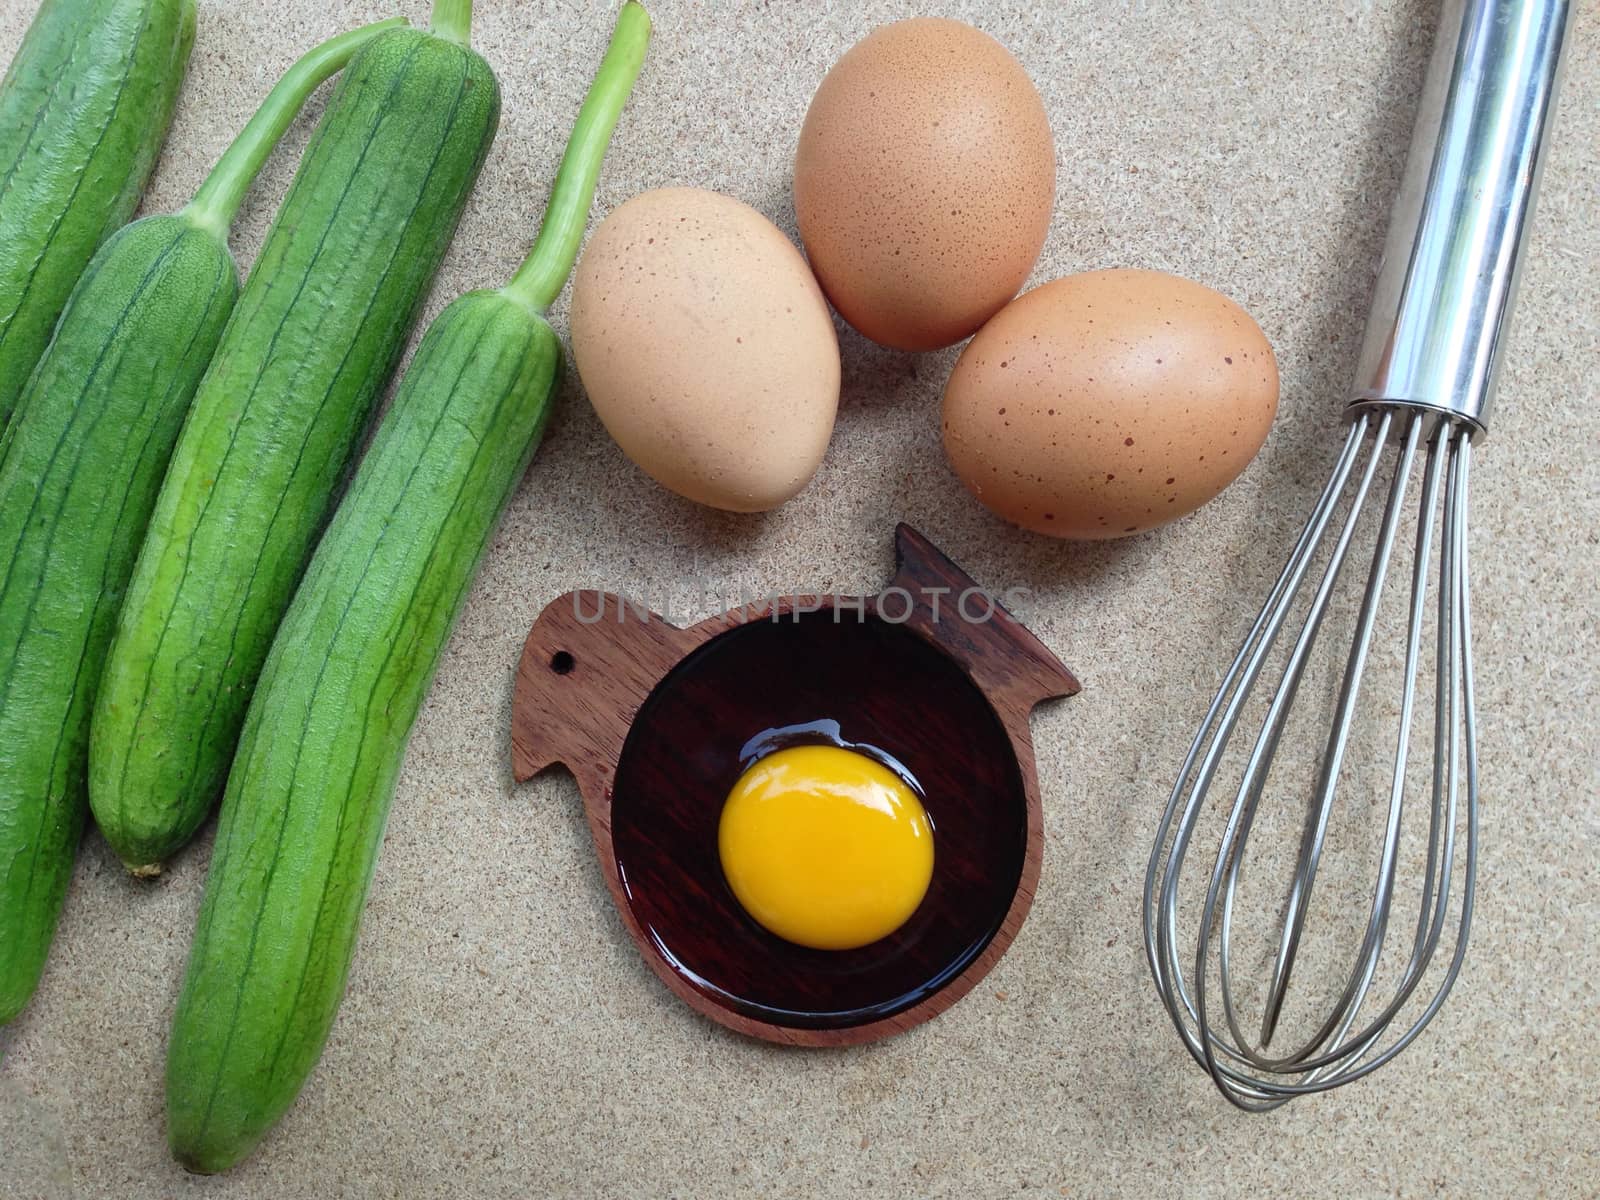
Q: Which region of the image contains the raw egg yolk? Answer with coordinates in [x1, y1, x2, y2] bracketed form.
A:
[718, 745, 934, 951]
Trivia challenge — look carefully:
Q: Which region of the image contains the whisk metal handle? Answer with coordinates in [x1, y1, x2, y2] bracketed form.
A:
[1350, 0, 1571, 435]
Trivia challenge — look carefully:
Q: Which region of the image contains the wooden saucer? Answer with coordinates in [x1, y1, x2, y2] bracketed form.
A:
[511, 525, 1078, 1045]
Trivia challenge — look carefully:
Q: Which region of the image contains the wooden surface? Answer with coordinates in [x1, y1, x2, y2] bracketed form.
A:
[1, 2, 1593, 1196]
[512, 525, 1079, 1045]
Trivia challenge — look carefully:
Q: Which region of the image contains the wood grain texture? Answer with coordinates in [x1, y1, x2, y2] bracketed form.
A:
[512, 525, 1078, 1045]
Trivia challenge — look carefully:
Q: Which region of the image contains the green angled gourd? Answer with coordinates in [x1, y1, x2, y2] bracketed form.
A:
[0, 18, 402, 1026]
[165, 3, 650, 1173]
[0, 0, 196, 425]
[89, 0, 501, 875]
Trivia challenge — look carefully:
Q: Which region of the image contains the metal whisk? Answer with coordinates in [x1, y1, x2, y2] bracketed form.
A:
[1144, 0, 1571, 1110]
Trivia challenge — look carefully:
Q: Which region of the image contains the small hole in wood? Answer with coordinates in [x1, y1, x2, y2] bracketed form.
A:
[550, 651, 575, 675]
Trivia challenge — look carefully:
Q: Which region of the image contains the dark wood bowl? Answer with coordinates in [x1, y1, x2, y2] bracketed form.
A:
[511, 525, 1078, 1046]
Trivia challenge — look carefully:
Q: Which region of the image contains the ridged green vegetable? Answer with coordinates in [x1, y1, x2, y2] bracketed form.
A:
[0, 18, 399, 1024]
[0, 0, 196, 425]
[90, 0, 501, 874]
[165, 3, 650, 1173]
[0, 220, 230, 1027]
[80, 17, 408, 876]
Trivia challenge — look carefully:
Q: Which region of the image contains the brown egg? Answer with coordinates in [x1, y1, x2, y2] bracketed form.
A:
[571, 188, 841, 513]
[793, 18, 1055, 352]
[942, 269, 1279, 539]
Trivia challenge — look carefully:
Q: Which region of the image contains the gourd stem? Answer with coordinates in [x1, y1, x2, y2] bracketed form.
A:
[185, 18, 405, 236]
[430, 0, 473, 44]
[504, 3, 651, 313]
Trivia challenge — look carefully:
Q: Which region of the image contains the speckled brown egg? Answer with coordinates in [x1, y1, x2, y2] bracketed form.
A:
[942, 269, 1279, 539]
[793, 18, 1055, 352]
[571, 188, 841, 513]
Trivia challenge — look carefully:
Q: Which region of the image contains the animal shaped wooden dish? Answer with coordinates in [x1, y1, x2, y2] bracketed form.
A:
[511, 525, 1078, 1045]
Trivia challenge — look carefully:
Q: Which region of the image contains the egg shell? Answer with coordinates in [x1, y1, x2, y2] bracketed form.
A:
[571, 188, 841, 513]
[941, 269, 1279, 539]
[793, 17, 1055, 352]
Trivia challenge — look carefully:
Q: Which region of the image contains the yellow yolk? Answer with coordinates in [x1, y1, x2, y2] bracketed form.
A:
[718, 745, 934, 951]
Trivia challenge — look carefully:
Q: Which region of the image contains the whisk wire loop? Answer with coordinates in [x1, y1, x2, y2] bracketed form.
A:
[1143, 415, 1481, 1110]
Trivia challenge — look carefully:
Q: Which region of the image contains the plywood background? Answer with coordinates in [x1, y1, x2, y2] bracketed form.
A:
[1, 1, 1595, 1196]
